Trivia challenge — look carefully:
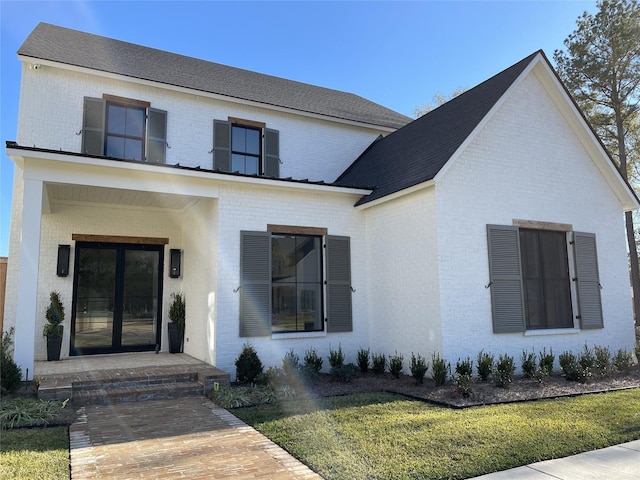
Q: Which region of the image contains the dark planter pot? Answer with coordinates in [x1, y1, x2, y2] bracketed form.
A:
[46, 326, 63, 361]
[168, 322, 183, 353]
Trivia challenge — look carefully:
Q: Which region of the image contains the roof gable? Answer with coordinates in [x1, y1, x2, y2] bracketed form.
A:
[18, 23, 410, 130]
[336, 51, 539, 205]
[338, 50, 638, 211]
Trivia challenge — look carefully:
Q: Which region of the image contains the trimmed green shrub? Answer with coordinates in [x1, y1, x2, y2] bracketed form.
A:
[282, 349, 300, 377]
[494, 354, 515, 388]
[538, 347, 555, 374]
[594, 345, 613, 377]
[559, 351, 586, 382]
[389, 352, 404, 379]
[303, 347, 323, 373]
[371, 353, 387, 374]
[520, 350, 537, 378]
[1, 328, 22, 396]
[613, 348, 634, 372]
[454, 372, 474, 398]
[476, 350, 494, 381]
[431, 353, 449, 386]
[410, 353, 428, 385]
[357, 348, 370, 373]
[454, 357, 473, 397]
[43, 292, 65, 338]
[328, 344, 344, 369]
[455, 357, 473, 378]
[579, 345, 595, 380]
[235, 343, 263, 384]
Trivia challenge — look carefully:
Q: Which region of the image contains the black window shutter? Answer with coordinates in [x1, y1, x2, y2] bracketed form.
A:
[213, 120, 231, 172]
[146, 108, 167, 163]
[239, 231, 271, 337]
[326, 235, 352, 332]
[486, 225, 526, 333]
[264, 128, 280, 178]
[573, 232, 604, 329]
[82, 97, 105, 155]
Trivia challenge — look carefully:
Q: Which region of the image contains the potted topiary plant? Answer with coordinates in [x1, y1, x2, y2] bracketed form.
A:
[167, 292, 185, 353]
[43, 291, 65, 361]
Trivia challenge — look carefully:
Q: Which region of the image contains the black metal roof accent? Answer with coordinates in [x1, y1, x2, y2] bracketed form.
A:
[4, 142, 373, 191]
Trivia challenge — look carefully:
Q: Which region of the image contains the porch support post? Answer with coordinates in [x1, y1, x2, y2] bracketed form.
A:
[14, 178, 44, 377]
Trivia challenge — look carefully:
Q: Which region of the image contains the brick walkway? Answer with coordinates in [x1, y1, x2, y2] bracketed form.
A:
[70, 397, 323, 479]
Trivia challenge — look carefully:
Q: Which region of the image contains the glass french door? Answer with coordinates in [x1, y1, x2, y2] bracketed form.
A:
[71, 242, 163, 355]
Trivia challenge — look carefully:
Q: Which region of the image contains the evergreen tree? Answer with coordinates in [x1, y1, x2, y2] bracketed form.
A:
[554, 0, 640, 323]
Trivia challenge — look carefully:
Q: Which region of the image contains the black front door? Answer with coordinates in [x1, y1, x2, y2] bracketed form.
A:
[70, 242, 163, 355]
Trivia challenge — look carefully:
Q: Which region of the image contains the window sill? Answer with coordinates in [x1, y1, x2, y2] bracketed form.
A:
[524, 327, 580, 337]
[272, 330, 327, 340]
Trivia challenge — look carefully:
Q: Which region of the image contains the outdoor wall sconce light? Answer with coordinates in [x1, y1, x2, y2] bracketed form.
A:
[169, 249, 181, 278]
[57, 245, 70, 277]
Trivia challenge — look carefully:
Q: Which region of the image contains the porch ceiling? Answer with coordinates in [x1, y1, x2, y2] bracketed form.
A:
[46, 183, 200, 211]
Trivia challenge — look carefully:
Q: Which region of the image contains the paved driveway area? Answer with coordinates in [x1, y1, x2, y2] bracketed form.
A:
[70, 397, 322, 479]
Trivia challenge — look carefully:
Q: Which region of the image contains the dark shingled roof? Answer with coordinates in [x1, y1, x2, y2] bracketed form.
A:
[336, 51, 541, 205]
[19, 23, 410, 130]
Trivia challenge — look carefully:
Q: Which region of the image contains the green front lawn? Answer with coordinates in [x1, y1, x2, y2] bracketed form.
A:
[0, 426, 69, 480]
[234, 389, 640, 480]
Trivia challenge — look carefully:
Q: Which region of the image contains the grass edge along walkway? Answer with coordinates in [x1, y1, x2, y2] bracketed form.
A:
[234, 388, 640, 480]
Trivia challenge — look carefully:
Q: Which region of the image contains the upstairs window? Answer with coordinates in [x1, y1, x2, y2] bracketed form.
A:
[82, 95, 167, 163]
[213, 118, 280, 177]
[106, 103, 145, 160]
[232, 125, 261, 175]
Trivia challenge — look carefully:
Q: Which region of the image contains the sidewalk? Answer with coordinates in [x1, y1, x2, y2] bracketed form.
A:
[470, 439, 640, 479]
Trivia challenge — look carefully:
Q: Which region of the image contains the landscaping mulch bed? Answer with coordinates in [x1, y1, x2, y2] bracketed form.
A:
[298, 366, 640, 408]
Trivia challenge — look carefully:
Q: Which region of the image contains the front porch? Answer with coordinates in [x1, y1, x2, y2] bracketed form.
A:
[34, 352, 230, 405]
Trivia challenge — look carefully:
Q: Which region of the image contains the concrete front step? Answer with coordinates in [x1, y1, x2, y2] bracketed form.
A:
[38, 363, 231, 405]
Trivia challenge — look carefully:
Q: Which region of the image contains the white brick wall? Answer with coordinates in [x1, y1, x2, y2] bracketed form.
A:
[31, 202, 184, 360]
[365, 188, 443, 371]
[212, 182, 369, 375]
[16, 64, 383, 183]
[434, 72, 635, 369]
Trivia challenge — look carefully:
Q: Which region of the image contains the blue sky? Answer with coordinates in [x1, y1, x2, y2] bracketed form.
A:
[0, 0, 596, 256]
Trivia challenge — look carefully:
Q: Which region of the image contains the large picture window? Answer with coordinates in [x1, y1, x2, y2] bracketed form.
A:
[487, 224, 603, 333]
[82, 95, 167, 163]
[239, 230, 352, 336]
[271, 235, 323, 332]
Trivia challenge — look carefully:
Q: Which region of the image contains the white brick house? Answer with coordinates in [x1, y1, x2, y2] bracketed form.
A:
[4, 23, 638, 377]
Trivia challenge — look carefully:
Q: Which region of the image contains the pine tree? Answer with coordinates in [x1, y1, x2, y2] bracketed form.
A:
[554, 0, 640, 323]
